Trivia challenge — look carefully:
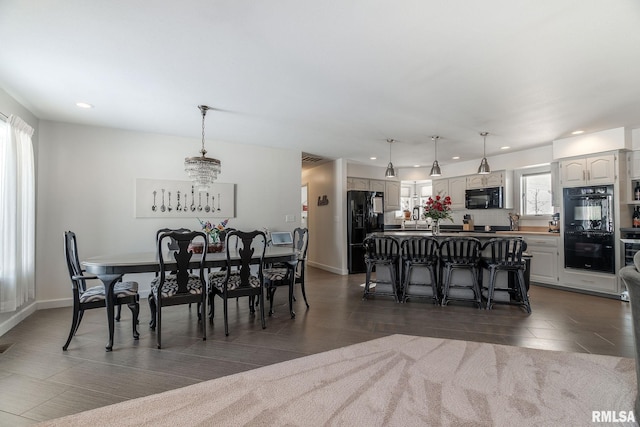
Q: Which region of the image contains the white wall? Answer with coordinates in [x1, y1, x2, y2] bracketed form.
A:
[36, 121, 301, 303]
[302, 159, 347, 274]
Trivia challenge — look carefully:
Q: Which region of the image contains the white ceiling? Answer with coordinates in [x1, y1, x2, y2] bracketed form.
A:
[1, 1, 640, 170]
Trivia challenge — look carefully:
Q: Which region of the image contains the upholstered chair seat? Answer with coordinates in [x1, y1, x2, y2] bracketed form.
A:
[150, 274, 202, 298]
[209, 270, 261, 291]
[79, 282, 139, 303]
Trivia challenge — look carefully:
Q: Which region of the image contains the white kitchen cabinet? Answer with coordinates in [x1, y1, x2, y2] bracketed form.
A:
[369, 179, 386, 193]
[559, 154, 616, 187]
[385, 181, 401, 210]
[560, 269, 619, 295]
[431, 178, 465, 210]
[347, 177, 369, 191]
[524, 236, 559, 285]
[630, 151, 640, 179]
[466, 171, 504, 189]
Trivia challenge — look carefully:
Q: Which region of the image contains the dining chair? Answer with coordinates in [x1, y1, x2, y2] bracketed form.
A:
[263, 227, 309, 317]
[63, 231, 140, 351]
[400, 236, 440, 304]
[150, 230, 207, 348]
[480, 237, 531, 313]
[208, 230, 267, 336]
[362, 235, 400, 302]
[147, 228, 191, 327]
[439, 237, 482, 308]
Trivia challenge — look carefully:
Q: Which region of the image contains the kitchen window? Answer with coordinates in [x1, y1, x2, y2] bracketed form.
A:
[517, 165, 554, 217]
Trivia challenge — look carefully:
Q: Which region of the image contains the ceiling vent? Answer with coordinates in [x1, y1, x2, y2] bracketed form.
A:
[302, 153, 324, 164]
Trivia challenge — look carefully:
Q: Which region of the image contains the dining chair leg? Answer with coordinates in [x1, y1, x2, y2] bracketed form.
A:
[128, 302, 140, 339]
[62, 306, 80, 351]
[200, 294, 207, 340]
[516, 269, 532, 313]
[268, 287, 276, 316]
[223, 297, 229, 336]
[299, 278, 309, 308]
[260, 288, 266, 329]
[115, 304, 122, 322]
[148, 293, 157, 330]
[156, 305, 162, 349]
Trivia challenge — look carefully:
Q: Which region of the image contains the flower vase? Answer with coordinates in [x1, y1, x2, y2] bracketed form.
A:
[431, 219, 440, 236]
[208, 234, 224, 253]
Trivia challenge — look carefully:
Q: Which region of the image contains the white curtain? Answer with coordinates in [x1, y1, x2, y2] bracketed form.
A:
[0, 115, 35, 313]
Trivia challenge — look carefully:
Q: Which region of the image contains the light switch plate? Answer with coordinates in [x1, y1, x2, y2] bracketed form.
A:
[285, 214, 295, 222]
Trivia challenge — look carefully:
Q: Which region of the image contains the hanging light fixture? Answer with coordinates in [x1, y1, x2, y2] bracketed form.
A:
[185, 105, 221, 192]
[385, 138, 396, 178]
[477, 131, 491, 175]
[429, 135, 442, 177]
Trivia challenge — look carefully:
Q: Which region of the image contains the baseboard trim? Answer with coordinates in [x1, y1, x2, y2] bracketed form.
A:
[0, 302, 37, 337]
[307, 261, 347, 275]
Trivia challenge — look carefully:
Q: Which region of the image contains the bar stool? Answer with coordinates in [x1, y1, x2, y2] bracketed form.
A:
[439, 237, 482, 308]
[400, 236, 440, 304]
[480, 237, 531, 313]
[362, 236, 400, 302]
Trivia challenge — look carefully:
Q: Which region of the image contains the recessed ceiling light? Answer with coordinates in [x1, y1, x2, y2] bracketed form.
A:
[571, 130, 584, 135]
[452, 156, 460, 160]
[413, 165, 420, 168]
[76, 102, 94, 109]
[370, 157, 377, 160]
[500, 146, 510, 150]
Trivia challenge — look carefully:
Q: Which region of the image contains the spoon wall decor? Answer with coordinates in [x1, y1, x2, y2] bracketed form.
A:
[205, 193, 211, 212]
[152, 190, 157, 211]
[176, 191, 181, 211]
[161, 189, 166, 212]
[198, 192, 203, 211]
[190, 186, 196, 212]
[217, 193, 221, 211]
[167, 191, 172, 212]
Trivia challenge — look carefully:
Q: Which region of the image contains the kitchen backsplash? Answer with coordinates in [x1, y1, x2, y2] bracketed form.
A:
[386, 210, 550, 228]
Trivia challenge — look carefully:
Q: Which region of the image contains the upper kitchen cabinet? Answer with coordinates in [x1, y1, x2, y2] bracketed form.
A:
[385, 181, 401, 210]
[432, 177, 465, 210]
[559, 154, 616, 187]
[347, 177, 370, 191]
[466, 171, 505, 189]
[369, 179, 386, 193]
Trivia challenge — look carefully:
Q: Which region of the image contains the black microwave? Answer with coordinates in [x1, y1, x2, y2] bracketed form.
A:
[465, 187, 504, 209]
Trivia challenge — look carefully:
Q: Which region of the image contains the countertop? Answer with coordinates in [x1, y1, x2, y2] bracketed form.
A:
[376, 230, 559, 238]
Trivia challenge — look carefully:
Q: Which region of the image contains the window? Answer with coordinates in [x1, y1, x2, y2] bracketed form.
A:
[519, 166, 553, 216]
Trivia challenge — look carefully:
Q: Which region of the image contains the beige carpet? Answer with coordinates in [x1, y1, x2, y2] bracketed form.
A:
[39, 334, 636, 426]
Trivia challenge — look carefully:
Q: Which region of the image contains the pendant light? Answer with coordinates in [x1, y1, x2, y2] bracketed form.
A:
[185, 105, 221, 192]
[429, 135, 442, 177]
[385, 138, 396, 178]
[477, 131, 491, 175]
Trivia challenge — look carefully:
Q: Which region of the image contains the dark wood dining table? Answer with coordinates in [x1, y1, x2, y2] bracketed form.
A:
[82, 247, 298, 351]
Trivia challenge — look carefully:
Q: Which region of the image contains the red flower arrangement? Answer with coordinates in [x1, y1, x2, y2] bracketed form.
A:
[423, 194, 453, 222]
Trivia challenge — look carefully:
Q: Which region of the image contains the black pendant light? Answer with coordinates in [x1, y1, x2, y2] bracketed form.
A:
[429, 135, 442, 177]
[477, 131, 491, 175]
[385, 138, 396, 178]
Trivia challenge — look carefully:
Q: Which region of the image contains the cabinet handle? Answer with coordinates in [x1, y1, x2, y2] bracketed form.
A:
[583, 170, 586, 181]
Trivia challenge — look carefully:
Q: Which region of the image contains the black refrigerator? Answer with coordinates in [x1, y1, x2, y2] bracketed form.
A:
[347, 190, 385, 273]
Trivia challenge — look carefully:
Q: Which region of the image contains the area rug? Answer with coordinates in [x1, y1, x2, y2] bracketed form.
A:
[38, 334, 636, 426]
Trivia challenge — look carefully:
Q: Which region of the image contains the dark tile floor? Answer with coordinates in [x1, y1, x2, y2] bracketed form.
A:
[0, 267, 634, 425]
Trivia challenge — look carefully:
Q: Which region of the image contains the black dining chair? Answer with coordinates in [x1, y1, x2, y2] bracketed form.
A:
[439, 237, 483, 308]
[208, 230, 268, 336]
[480, 237, 531, 313]
[150, 230, 207, 348]
[263, 227, 309, 317]
[400, 236, 440, 304]
[63, 231, 140, 351]
[148, 228, 191, 327]
[362, 235, 400, 302]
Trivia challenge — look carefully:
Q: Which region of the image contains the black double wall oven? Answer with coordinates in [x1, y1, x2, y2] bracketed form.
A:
[563, 186, 615, 274]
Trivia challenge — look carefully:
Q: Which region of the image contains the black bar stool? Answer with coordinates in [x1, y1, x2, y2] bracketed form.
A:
[439, 237, 482, 308]
[400, 236, 440, 304]
[480, 237, 531, 313]
[362, 236, 400, 302]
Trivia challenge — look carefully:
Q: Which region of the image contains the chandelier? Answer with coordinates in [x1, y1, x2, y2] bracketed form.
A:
[185, 105, 221, 191]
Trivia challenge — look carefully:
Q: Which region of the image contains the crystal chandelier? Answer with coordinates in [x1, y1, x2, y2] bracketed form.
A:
[185, 105, 221, 191]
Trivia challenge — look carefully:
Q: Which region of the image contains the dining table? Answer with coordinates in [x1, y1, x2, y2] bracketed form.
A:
[82, 246, 298, 351]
